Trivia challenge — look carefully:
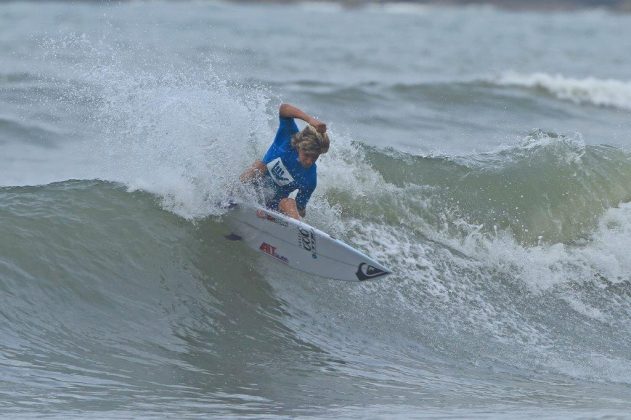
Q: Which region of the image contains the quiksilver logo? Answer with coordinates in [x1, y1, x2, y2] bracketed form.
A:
[267, 157, 294, 187]
[355, 263, 388, 281]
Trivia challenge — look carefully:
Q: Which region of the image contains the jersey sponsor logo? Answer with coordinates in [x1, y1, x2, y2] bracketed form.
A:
[355, 263, 388, 281]
[267, 157, 294, 187]
[260, 242, 289, 264]
[298, 228, 317, 259]
[256, 209, 289, 227]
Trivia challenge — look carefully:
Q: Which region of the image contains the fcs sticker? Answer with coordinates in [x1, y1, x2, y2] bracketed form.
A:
[298, 228, 317, 259]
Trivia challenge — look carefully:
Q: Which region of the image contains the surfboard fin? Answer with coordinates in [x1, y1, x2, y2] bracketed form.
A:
[224, 233, 242, 241]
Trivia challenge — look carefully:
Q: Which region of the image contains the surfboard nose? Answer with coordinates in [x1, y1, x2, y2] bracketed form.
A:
[355, 260, 391, 281]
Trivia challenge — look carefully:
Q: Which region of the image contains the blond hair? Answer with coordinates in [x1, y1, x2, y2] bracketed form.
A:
[291, 125, 330, 155]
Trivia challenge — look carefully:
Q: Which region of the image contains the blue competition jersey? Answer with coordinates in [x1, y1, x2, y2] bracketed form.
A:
[261, 117, 317, 210]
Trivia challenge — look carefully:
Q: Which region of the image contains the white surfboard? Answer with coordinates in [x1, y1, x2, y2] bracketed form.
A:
[224, 203, 391, 282]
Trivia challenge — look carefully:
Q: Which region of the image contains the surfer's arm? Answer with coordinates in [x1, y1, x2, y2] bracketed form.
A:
[279, 103, 326, 134]
[239, 160, 266, 183]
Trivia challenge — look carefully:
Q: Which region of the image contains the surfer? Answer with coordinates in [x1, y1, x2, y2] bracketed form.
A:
[240, 103, 329, 220]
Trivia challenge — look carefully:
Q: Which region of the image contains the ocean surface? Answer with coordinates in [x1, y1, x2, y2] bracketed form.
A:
[2, 1, 631, 418]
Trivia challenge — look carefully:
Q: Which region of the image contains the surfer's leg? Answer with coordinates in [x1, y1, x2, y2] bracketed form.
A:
[278, 198, 301, 220]
[239, 160, 266, 183]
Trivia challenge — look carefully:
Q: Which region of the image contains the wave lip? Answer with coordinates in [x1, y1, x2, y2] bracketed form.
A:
[493, 71, 631, 110]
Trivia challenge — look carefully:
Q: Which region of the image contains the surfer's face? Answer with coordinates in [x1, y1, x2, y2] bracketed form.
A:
[298, 149, 319, 168]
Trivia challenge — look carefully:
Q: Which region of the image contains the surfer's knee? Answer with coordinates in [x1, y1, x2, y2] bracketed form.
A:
[279, 198, 301, 220]
[279, 197, 296, 211]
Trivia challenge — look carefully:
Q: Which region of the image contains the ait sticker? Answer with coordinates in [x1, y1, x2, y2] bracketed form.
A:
[259, 242, 289, 264]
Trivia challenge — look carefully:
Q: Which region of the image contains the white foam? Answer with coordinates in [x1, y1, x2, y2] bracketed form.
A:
[58, 36, 275, 218]
[494, 71, 631, 110]
[93, 76, 271, 219]
[453, 201, 631, 299]
[553, 352, 631, 385]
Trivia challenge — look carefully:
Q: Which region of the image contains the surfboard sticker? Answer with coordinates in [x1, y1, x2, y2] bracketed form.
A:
[259, 242, 289, 264]
[297, 227, 317, 259]
[256, 209, 289, 227]
[355, 263, 389, 281]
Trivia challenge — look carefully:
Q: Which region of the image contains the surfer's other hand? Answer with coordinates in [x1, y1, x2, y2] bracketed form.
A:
[309, 118, 327, 134]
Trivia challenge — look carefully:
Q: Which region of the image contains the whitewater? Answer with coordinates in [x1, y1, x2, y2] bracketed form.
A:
[2, 1, 631, 418]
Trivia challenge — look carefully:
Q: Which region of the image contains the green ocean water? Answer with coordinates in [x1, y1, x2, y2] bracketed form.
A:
[2, 1, 631, 418]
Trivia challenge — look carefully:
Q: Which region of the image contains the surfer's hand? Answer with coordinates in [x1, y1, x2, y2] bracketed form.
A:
[280, 104, 327, 133]
[309, 118, 327, 134]
[240, 160, 266, 183]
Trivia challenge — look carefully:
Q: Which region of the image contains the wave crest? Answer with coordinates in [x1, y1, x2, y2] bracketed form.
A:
[494, 71, 631, 110]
